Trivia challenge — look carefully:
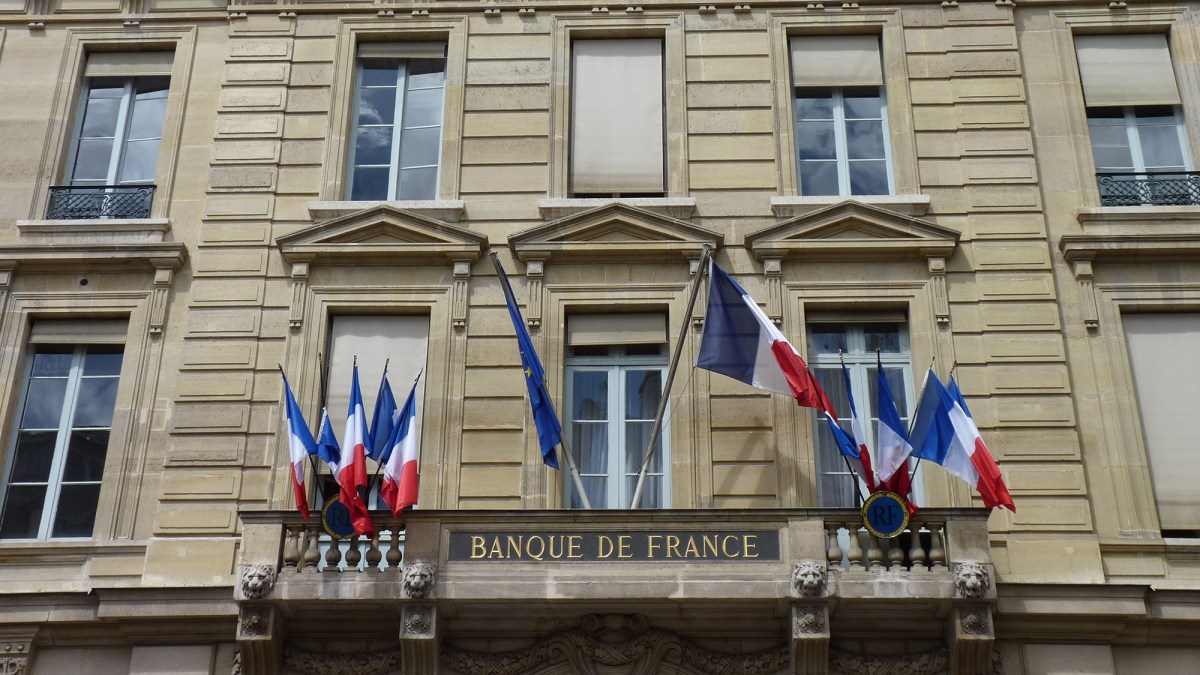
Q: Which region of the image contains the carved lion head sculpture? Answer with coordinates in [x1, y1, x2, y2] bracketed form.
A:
[953, 562, 990, 599]
[403, 562, 436, 599]
[791, 561, 827, 597]
[239, 564, 276, 600]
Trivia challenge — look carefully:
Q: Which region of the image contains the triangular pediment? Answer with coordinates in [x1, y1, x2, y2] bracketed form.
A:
[508, 203, 722, 262]
[276, 204, 488, 265]
[746, 200, 959, 261]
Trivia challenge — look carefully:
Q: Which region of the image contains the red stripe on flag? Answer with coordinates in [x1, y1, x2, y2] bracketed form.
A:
[769, 340, 834, 411]
[292, 470, 310, 522]
[969, 438, 1015, 512]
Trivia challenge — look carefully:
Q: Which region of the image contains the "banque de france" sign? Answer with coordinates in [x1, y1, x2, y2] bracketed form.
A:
[448, 530, 781, 562]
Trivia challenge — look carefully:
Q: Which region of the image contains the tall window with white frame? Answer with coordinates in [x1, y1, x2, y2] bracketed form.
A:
[347, 43, 447, 201]
[1075, 34, 1194, 206]
[58, 52, 173, 219]
[790, 36, 893, 197]
[570, 39, 666, 197]
[0, 322, 127, 540]
[805, 319, 912, 508]
[564, 314, 669, 509]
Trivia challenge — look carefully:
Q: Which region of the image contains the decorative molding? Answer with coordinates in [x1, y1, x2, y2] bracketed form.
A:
[442, 613, 788, 675]
[238, 606, 272, 639]
[960, 605, 990, 636]
[764, 257, 782, 325]
[537, 197, 697, 221]
[953, 562, 990, 599]
[793, 606, 825, 634]
[308, 200, 465, 223]
[509, 202, 722, 264]
[791, 560, 827, 597]
[829, 646, 950, 675]
[524, 259, 544, 330]
[277, 204, 487, 266]
[1071, 259, 1099, 330]
[928, 256, 950, 326]
[403, 605, 434, 638]
[288, 260, 309, 332]
[283, 646, 401, 675]
[238, 564, 277, 600]
[148, 264, 175, 337]
[770, 194, 931, 218]
[0, 242, 187, 274]
[403, 562, 436, 599]
[0, 638, 31, 675]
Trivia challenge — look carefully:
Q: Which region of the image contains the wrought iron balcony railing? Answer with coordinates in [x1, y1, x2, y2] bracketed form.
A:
[46, 185, 155, 219]
[1096, 171, 1200, 207]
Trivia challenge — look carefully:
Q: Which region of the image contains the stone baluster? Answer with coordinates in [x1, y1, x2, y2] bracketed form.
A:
[909, 526, 928, 571]
[324, 536, 343, 570]
[303, 526, 321, 570]
[928, 523, 947, 569]
[345, 535, 363, 570]
[386, 531, 404, 570]
[366, 533, 383, 571]
[866, 534, 884, 570]
[282, 526, 300, 569]
[826, 523, 843, 571]
[887, 536, 905, 570]
[846, 525, 865, 570]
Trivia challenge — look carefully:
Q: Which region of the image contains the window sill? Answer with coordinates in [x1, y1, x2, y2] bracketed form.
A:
[1063, 207, 1200, 264]
[770, 195, 931, 219]
[1076, 205, 1200, 229]
[538, 197, 697, 221]
[308, 200, 465, 223]
[16, 218, 171, 244]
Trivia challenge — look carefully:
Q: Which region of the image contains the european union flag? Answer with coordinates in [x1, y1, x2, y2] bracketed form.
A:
[491, 254, 562, 469]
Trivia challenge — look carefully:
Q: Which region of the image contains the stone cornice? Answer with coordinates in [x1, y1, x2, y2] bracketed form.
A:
[0, 242, 186, 272]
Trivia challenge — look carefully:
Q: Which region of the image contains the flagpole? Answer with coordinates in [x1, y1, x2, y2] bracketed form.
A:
[837, 351, 867, 506]
[629, 245, 712, 509]
[558, 435, 592, 510]
[315, 352, 331, 507]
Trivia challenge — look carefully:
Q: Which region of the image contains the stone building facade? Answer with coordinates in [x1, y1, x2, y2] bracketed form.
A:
[0, 0, 1197, 673]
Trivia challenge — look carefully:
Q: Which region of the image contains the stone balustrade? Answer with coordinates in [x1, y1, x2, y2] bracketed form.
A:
[823, 515, 947, 572]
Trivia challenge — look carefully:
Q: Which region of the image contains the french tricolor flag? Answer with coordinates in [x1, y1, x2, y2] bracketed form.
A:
[281, 373, 317, 521]
[697, 260, 834, 412]
[381, 375, 421, 517]
[337, 362, 374, 535]
[840, 361, 875, 492]
[874, 363, 914, 488]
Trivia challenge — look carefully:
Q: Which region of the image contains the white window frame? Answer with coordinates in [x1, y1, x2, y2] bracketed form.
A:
[0, 344, 122, 540]
[564, 348, 669, 509]
[1087, 105, 1192, 173]
[793, 86, 895, 197]
[346, 54, 447, 201]
[65, 77, 169, 188]
[807, 322, 914, 508]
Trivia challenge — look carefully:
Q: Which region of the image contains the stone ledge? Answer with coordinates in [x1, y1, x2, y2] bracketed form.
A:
[307, 200, 465, 223]
[16, 218, 171, 244]
[771, 194, 931, 218]
[537, 197, 697, 221]
[1075, 205, 1200, 229]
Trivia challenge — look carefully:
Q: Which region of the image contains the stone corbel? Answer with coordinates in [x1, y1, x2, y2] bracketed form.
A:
[0, 262, 16, 335]
[927, 256, 950, 326]
[289, 261, 310, 332]
[524, 259, 544, 330]
[400, 603, 438, 674]
[949, 604, 994, 675]
[452, 260, 471, 330]
[0, 625, 35, 675]
[1071, 259, 1100, 331]
[690, 256, 706, 328]
[148, 263, 175, 337]
[764, 257, 782, 326]
[237, 604, 282, 674]
[790, 603, 829, 675]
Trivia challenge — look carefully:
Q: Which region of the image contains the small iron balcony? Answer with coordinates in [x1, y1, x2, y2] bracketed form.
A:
[1096, 171, 1200, 207]
[46, 185, 155, 219]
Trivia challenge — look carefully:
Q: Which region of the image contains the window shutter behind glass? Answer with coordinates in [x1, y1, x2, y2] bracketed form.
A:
[1075, 34, 1181, 107]
[327, 315, 430, 442]
[790, 35, 883, 87]
[571, 39, 664, 194]
[84, 52, 174, 77]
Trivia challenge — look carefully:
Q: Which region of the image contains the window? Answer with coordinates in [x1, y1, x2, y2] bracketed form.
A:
[1122, 313, 1200, 536]
[570, 39, 665, 197]
[806, 320, 911, 507]
[0, 321, 127, 540]
[347, 43, 447, 201]
[790, 36, 892, 197]
[1075, 34, 1195, 206]
[564, 314, 668, 508]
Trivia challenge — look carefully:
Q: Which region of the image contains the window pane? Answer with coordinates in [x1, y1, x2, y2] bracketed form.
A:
[624, 370, 661, 420]
[354, 127, 393, 166]
[808, 324, 848, 355]
[73, 140, 116, 182]
[796, 121, 836, 159]
[1088, 120, 1133, 171]
[845, 120, 886, 160]
[358, 87, 397, 126]
[572, 371, 608, 420]
[73, 379, 119, 428]
[361, 62, 400, 87]
[9, 431, 57, 483]
[800, 161, 839, 196]
[864, 323, 902, 353]
[51, 484, 101, 538]
[32, 349, 73, 377]
[573, 422, 609, 474]
[843, 92, 882, 119]
[574, 476, 607, 509]
[0, 486, 47, 539]
[398, 126, 441, 168]
[407, 59, 446, 89]
[849, 161, 889, 195]
[21, 379, 68, 429]
[869, 366, 908, 416]
[794, 90, 833, 119]
[398, 167, 438, 200]
[402, 86, 444, 129]
[127, 95, 166, 141]
[1138, 125, 1185, 169]
[83, 348, 123, 376]
[81, 97, 121, 138]
[118, 139, 160, 184]
[62, 430, 110, 482]
[350, 167, 390, 201]
[626, 474, 662, 508]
